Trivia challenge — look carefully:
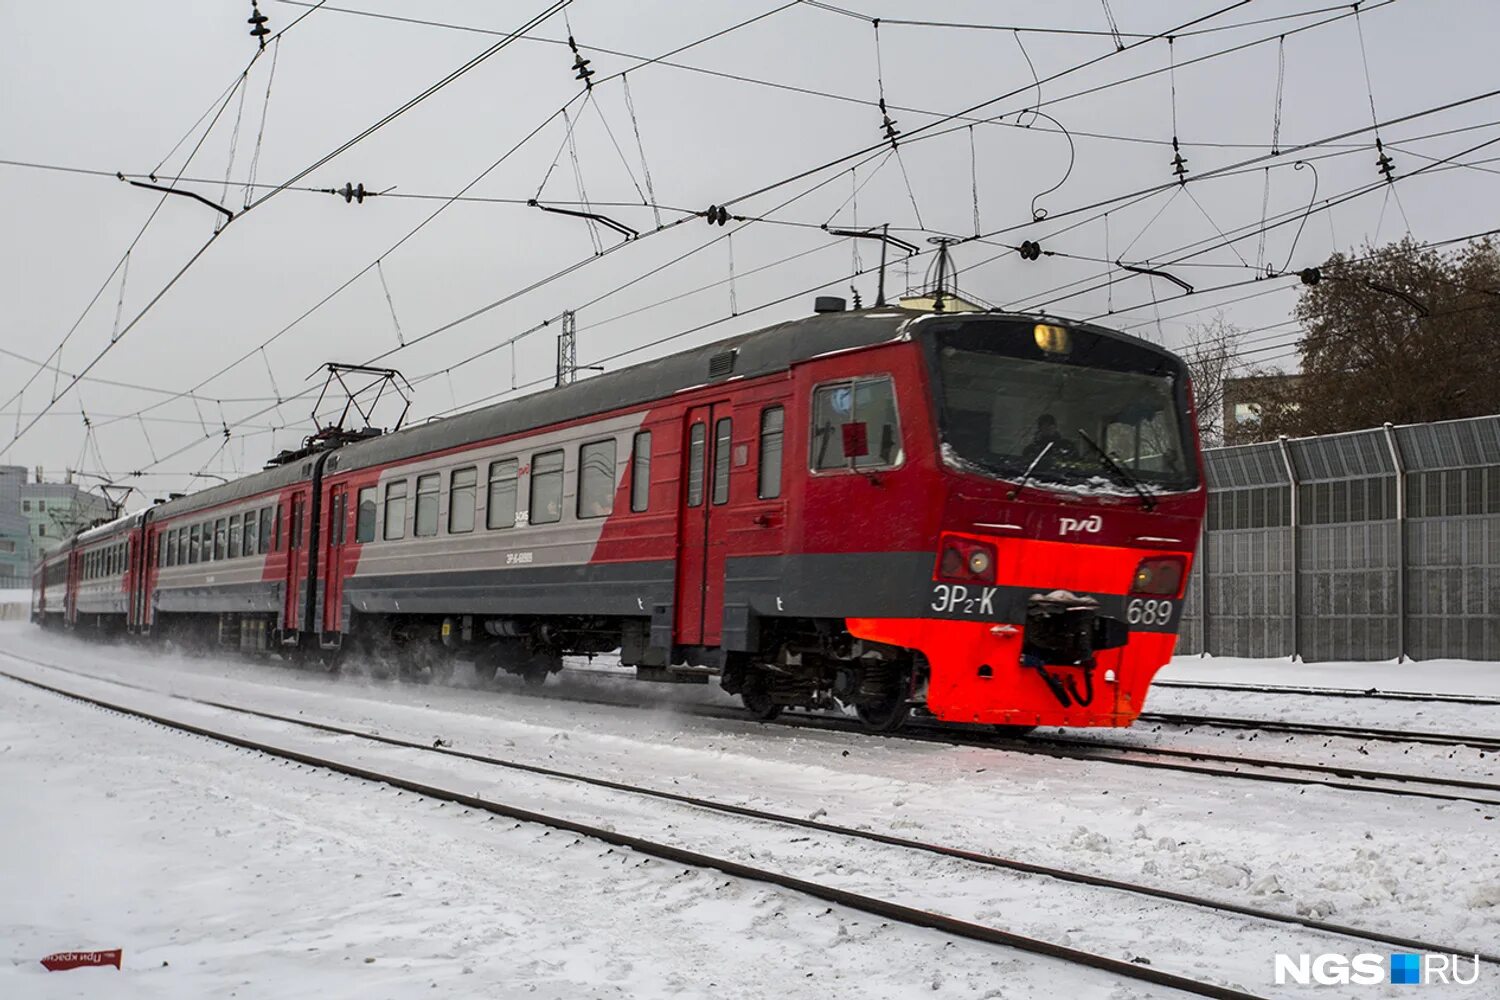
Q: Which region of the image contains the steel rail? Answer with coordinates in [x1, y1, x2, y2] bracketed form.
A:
[1138, 712, 1500, 752]
[1152, 679, 1500, 707]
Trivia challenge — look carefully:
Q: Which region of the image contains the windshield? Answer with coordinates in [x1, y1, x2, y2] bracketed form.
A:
[927, 319, 1198, 493]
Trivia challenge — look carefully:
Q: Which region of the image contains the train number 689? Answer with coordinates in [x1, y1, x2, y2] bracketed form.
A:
[1126, 598, 1174, 626]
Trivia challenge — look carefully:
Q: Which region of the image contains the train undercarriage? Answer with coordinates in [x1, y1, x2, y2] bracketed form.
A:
[62, 610, 1002, 734]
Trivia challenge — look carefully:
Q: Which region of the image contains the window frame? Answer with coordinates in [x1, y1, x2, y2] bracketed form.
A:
[383, 481, 408, 541]
[576, 439, 618, 520]
[685, 423, 707, 508]
[630, 430, 651, 512]
[808, 373, 905, 474]
[413, 473, 441, 538]
[529, 450, 565, 525]
[487, 459, 519, 530]
[356, 487, 377, 543]
[711, 417, 732, 506]
[448, 467, 477, 534]
[758, 405, 785, 500]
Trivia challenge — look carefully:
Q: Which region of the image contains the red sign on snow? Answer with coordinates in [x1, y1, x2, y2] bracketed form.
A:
[40, 949, 122, 971]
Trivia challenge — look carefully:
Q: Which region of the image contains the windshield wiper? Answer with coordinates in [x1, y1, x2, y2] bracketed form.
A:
[1076, 429, 1157, 510]
[1008, 440, 1054, 501]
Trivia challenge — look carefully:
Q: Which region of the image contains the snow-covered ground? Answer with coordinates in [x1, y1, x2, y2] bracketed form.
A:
[2, 622, 1497, 998]
[1160, 654, 1500, 698]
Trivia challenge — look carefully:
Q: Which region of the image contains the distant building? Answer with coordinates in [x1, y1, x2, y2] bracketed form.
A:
[1223, 374, 1304, 445]
[20, 470, 114, 562]
[0, 466, 28, 587]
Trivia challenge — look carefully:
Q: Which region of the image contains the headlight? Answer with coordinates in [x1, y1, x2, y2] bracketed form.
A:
[967, 550, 991, 575]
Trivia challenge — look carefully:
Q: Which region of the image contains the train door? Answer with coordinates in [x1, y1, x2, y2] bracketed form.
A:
[675, 401, 735, 646]
[321, 484, 348, 635]
[130, 531, 146, 631]
[64, 549, 78, 626]
[281, 492, 306, 634]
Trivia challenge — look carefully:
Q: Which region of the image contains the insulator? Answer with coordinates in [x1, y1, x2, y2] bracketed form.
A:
[1170, 137, 1189, 182]
[1299, 266, 1321, 286]
[703, 205, 729, 226]
[567, 35, 595, 87]
[1375, 137, 1395, 180]
[339, 182, 367, 204]
[248, 1, 270, 44]
[1019, 240, 1042, 261]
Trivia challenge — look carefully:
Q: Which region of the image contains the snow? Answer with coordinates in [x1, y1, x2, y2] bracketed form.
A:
[2, 622, 1498, 998]
[1161, 654, 1500, 699]
[0, 590, 29, 605]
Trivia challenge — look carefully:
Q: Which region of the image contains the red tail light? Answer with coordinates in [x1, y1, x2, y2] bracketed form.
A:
[935, 534, 997, 585]
[1131, 556, 1186, 596]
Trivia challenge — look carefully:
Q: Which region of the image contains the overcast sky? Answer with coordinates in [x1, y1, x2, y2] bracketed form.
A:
[4, 0, 1498, 504]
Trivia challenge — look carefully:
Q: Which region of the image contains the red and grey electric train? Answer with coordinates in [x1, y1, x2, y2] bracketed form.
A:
[32, 301, 1206, 732]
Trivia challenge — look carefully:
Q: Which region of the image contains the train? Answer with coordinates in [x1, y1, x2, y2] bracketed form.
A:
[31, 297, 1207, 733]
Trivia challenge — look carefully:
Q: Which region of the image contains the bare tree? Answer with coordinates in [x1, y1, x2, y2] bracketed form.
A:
[1180, 313, 1245, 447]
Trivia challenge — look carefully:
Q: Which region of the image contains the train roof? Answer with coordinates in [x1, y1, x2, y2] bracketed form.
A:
[143, 305, 1185, 507]
[76, 508, 147, 545]
[327, 307, 922, 475]
[149, 454, 319, 522]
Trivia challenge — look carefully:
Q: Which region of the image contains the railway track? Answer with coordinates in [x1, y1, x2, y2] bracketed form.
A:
[745, 711, 1500, 808]
[5, 653, 1498, 998]
[1138, 711, 1500, 752]
[10, 645, 1500, 811]
[1152, 678, 1500, 707]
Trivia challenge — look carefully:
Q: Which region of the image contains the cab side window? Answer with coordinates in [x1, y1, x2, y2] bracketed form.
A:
[811, 376, 901, 470]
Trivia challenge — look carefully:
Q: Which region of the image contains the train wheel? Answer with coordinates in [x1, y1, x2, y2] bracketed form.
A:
[855, 696, 910, 733]
[991, 724, 1037, 738]
[741, 677, 782, 721]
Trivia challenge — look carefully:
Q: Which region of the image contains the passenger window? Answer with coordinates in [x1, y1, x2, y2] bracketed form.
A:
[712, 418, 732, 505]
[759, 407, 784, 499]
[449, 468, 477, 534]
[414, 474, 440, 537]
[578, 440, 616, 519]
[229, 514, 242, 558]
[686, 424, 706, 507]
[530, 450, 564, 524]
[332, 493, 346, 546]
[266, 506, 278, 553]
[356, 488, 377, 542]
[244, 512, 258, 557]
[487, 460, 518, 529]
[630, 431, 651, 512]
[811, 376, 901, 470]
[383, 482, 407, 540]
[214, 518, 227, 561]
[179, 527, 190, 566]
[291, 501, 303, 550]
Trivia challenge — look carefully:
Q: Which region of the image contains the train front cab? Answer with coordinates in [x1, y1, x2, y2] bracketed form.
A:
[844, 314, 1207, 729]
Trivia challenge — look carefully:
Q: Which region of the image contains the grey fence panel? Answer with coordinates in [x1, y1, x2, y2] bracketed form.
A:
[1186, 415, 1499, 663]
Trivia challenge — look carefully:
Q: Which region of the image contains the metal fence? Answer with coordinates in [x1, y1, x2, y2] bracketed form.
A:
[1178, 414, 1500, 661]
